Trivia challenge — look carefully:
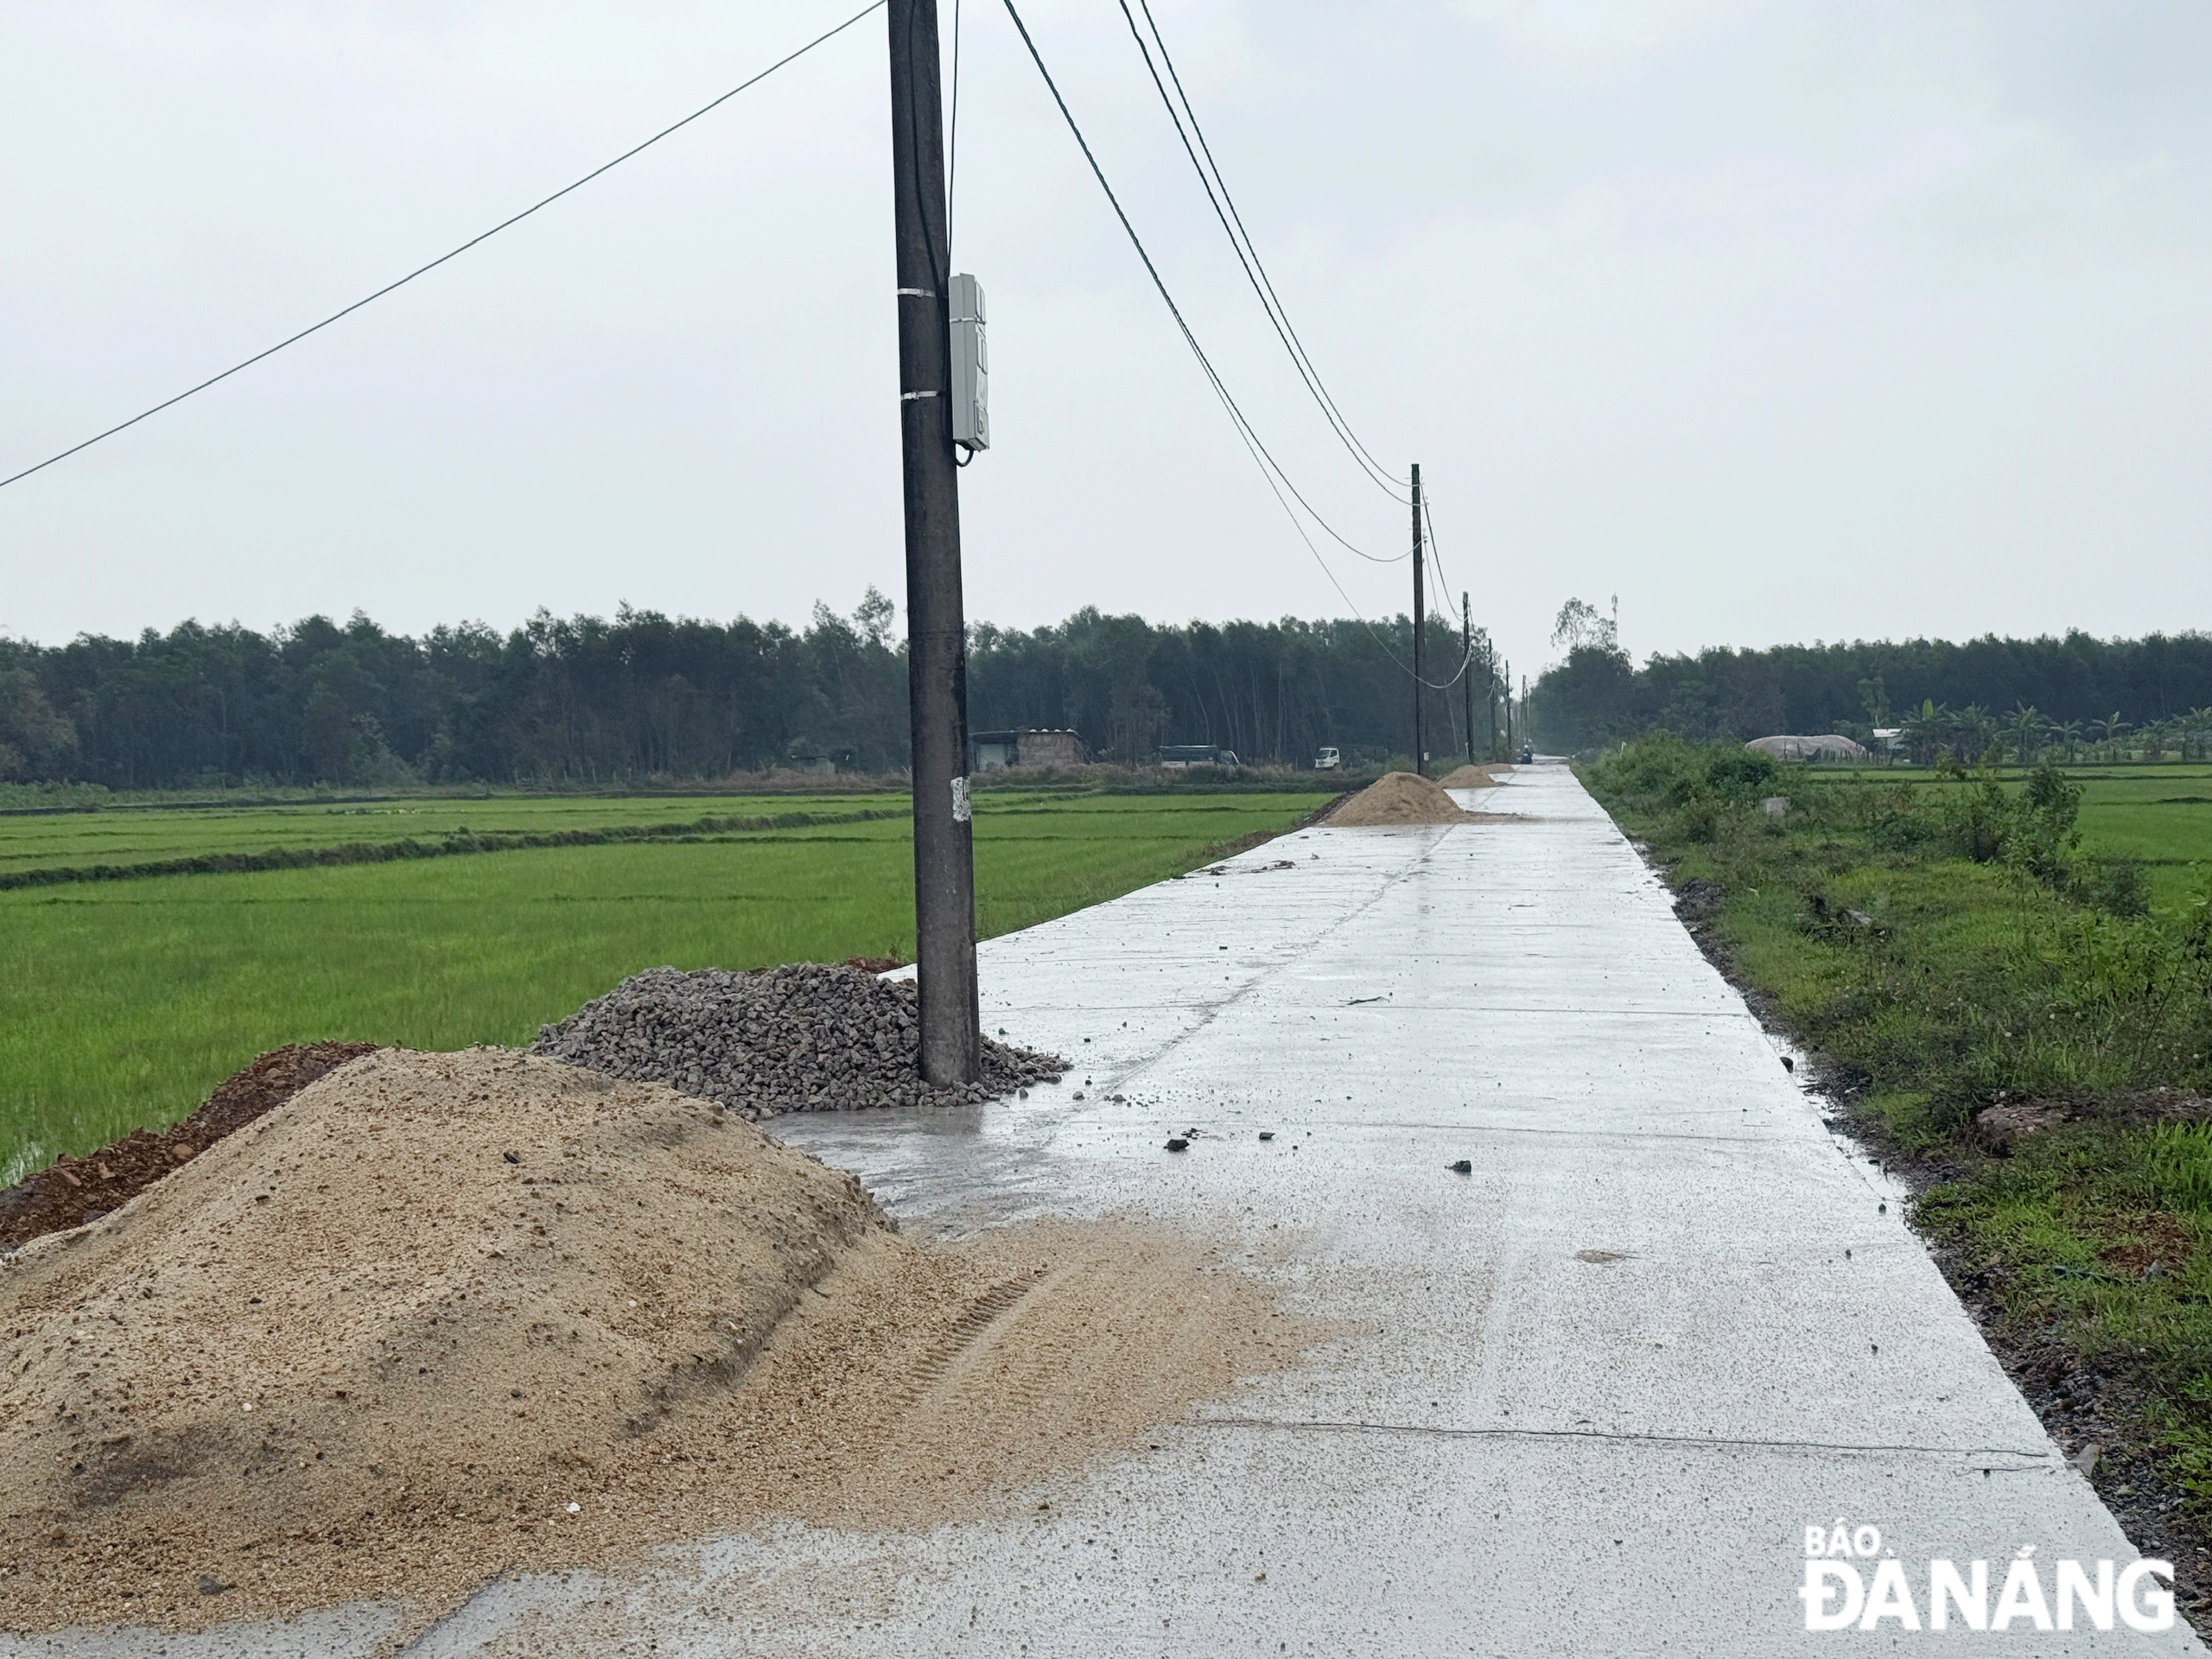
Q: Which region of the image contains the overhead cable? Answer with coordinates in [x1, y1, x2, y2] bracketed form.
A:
[997, 0, 1409, 601]
[1121, 0, 1408, 500]
[947, 0, 964, 247]
[0, 0, 887, 493]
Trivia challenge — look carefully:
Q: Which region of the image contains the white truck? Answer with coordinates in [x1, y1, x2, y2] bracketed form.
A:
[1313, 747, 1341, 771]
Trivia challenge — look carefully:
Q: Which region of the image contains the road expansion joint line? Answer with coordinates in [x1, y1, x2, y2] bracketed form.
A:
[1192, 1416, 2053, 1465]
[1313, 1120, 1783, 1146]
[1101, 837, 1439, 1096]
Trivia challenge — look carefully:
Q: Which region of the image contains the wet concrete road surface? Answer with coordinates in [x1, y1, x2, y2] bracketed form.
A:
[16, 764, 2201, 1656]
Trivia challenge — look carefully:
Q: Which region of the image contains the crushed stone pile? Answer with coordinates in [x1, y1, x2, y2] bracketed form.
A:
[1324, 770, 1475, 827]
[0, 1047, 1293, 1637]
[531, 961, 1065, 1117]
[1436, 764, 1503, 790]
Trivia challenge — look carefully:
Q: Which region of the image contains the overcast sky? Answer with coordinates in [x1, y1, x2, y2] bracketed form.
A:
[3, 0, 2208, 680]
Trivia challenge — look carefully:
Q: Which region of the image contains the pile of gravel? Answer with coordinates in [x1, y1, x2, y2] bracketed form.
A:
[532, 962, 1066, 1119]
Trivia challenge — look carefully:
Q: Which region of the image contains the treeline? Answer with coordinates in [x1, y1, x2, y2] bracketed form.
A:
[0, 595, 1495, 789]
[1534, 632, 2212, 754]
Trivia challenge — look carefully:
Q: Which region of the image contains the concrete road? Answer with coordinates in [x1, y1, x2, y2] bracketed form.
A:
[18, 765, 2200, 1656]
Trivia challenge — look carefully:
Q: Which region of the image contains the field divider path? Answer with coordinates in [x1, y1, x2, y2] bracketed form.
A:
[0, 807, 911, 892]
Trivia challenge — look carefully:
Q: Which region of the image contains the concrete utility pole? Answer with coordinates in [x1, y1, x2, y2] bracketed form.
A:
[1410, 462, 1425, 775]
[1487, 654, 1497, 758]
[888, 0, 980, 1084]
[1461, 593, 1474, 766]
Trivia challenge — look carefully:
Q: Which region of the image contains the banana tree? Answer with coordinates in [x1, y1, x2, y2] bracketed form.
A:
[2094, 712, 2131, 762]
[1957, 703, 1999, 765]
[2186, 708, 2212, 763]
[2006, 702, 2043, 766]
[1901, 699, 1947, 766]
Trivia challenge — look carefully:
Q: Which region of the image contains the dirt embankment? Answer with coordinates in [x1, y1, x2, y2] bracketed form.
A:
[0, 1048, 1296, 1636]
[0, 1043, 376, 1251]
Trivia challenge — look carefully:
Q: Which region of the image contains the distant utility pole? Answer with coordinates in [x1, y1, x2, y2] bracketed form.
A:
[888, 0, 980, 1085]
[1410, 462, 1425, 775]
[1461, 593, 1473, 766]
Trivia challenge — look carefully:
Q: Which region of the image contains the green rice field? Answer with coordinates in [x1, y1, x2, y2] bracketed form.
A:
[1905, 764, 2212, 912]
[0, 789, 1331, 1179]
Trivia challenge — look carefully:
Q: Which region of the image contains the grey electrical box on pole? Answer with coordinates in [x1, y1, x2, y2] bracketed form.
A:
[888, 0, 982, 1086]
[949, 273, 988, 454]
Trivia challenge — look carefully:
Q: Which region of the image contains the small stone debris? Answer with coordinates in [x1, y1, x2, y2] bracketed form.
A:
[1781, 1055, 1795, 1073]
[1165, 1138, 1190, 1153]
[1448, 1160, 1473, 1174]
[1258, 1131, 1274, 1141]
[532, 963, 1065, 1120]
[196, 1575, 230, 1597]
[502, 1151, 520, 1165]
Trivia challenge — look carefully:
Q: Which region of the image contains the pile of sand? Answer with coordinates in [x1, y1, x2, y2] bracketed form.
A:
[0, 1049, 1293, 1635]
[1435, 764, 1503, 790]
[1323, 770, 1475, 826]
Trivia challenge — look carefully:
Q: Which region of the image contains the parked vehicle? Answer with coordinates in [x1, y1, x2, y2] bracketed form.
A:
[1159, 745, 1239, 771]
[1313, 747, 1340, 771]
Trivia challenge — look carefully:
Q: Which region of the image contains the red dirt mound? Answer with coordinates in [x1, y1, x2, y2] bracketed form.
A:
[0, 1042, 377, 1252]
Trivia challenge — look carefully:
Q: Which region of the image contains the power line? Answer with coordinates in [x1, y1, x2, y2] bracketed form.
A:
[995, 0, 1422, 675]
[947, 0, 963, 248]
[0, 0, 887, 494]
[997, 0, 1408, 606]
[1421, 493, 1462, 627]
[1412, 492, 1482, 690]
[1121, 0, 1408, 500]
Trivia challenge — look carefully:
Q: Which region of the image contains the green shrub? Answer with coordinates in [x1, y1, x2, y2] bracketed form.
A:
[1702, 748, 1780, 803]
[2077, 857, 2152, 918]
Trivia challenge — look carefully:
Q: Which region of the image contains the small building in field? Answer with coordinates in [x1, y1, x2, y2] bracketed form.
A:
[970, 728, 1088, 771]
